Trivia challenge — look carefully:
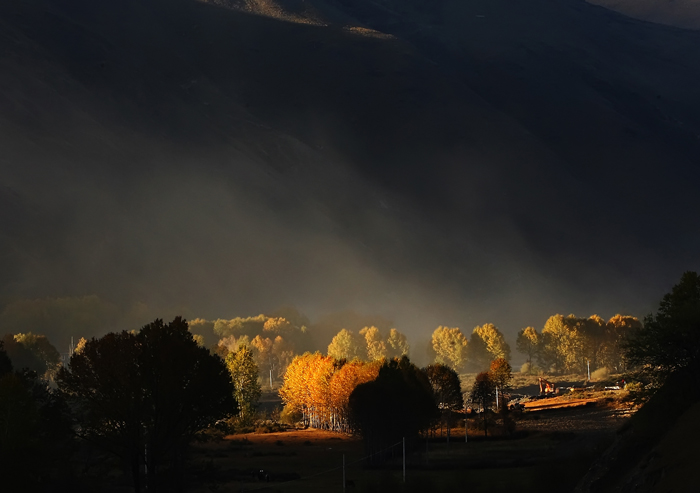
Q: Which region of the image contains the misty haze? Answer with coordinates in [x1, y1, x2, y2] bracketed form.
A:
[1, 0, 699, 491]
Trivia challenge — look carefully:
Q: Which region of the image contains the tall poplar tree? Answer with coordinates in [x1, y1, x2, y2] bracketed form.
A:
[226, 345, 262, 422]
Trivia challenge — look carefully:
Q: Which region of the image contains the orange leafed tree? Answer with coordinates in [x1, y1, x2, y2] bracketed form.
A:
[280, 353, 382, 431]
[328, 360, 381, 432]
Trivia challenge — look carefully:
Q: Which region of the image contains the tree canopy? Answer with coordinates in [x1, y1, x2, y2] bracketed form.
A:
[57, 317, 235, 492]
[349, 357, 437, 462]
[386, 328, 410, 358]
[226, 345, 262, 421]
[516, 326, 539, 369]
[424, 363, 463, 411]
[327, 328, 362, 360]
[431, 326, 468, 370]
[469, 371, 495, 436]
[359, 326, 387, 361]
[625, 272, 700, 377]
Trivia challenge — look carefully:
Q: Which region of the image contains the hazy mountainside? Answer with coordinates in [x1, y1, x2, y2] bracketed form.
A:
[1, 0, 699, 346]
[588, 0, 700, 30]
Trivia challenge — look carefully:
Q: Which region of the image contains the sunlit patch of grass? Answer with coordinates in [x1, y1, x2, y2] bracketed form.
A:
[199, 0, 326, 26]
[342, 26, 395, 39]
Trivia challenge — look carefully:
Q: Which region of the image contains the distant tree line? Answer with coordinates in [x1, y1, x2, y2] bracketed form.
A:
[515, 314, 641, 375]
[3, 271, 698, 490]
[430, 323, 510, 372]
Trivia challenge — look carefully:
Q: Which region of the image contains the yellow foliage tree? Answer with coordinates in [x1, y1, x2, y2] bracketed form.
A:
[431, 326, 468, 371]
[327, 329, 362, 361]
[540, 314, 585, 373]
[386, 328, 410, 358]
[359, 326, 387, 361]
[473, 323, 511, 361]
[263, 317, 291, 334]
[515, 327, 539, 370]
[74, 337, 88, 355]
[602, 314, 641, 371]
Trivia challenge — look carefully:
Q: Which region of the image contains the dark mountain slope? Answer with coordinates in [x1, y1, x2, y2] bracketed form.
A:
[588, 0, 700, 30]
[1, 0, 699, 343]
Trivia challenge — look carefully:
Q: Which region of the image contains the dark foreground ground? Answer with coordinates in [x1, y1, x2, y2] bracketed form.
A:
[187, 394, 633, 493]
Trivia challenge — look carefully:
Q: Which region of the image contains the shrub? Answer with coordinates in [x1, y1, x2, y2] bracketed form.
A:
[625, 381, 643, 392]
[591, 367, 610, 381]
[280, 405, 302, 425]
[520, 362, 531, 374]
[254, 420, 286, 433]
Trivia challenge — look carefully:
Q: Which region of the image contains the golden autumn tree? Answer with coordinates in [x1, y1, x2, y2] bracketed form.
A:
[603, 314, 642, 372]
[216, 334, 250, 359]
[281, 353, 382, 431]
[74, 337, 88, 355]
[306, 355, 338, 429]
[539, 314, 585, 373]
[263, 317, 291, 334]
[516, 327, 539, 372]
[272, 335, 295, 378]
[226, 345, 261, 422]
[251, 335, 274, 388]
[279, 352, 317, 426]
[386, 328, 410, 358]
[431, 326, 468, 371]
[489, 358, 513, 410]
[360, 326, 387, 361]
[328, 360, 381, 432]
[474, 324, 511, 361]
[581, 314, 606, 369]
[213, 315, 267, 338]
[327, 329, 362, 361]
[467, 324, 510, 371]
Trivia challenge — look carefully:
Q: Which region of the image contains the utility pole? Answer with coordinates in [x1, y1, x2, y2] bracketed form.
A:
[465, 400, 468, 443]
[403, 437, 406, 483]
[587, 360, 591, 382]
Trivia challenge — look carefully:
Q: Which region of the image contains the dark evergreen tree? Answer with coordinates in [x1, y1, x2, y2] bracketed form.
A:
[424, 363, 463, 436]
[625, 272, 700, 377]
[349, 356, 437, 463]
[469, 371, 495, 437]
[57, 317, 236, 492]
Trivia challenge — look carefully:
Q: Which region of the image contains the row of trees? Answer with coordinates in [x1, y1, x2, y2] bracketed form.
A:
[326, 327, 410, 361]
[279, 353, 382, 431]
[430, 323, 510, 372]
[181, 308, 644, 386]
[516, 314, 642, 374]
[190, 312, 311, 389]
[279, 352, 464, 436]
